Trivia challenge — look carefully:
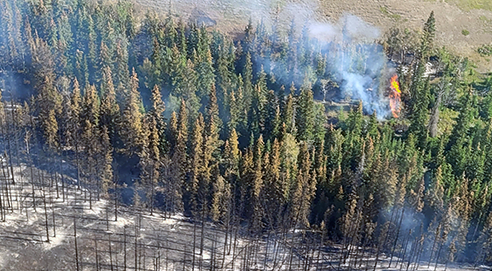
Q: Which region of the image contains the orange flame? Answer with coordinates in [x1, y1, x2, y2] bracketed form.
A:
[389, 75, 401, 118]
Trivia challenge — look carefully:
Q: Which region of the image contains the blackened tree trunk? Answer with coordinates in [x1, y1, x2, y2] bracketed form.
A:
[124, 225, 127, 271]
[51, 196, 56, 237]
[43, 192, 49, 242]
[109, 233, 114, 271]
[74, 215, 80, 271]
[95, 239, 99, 271]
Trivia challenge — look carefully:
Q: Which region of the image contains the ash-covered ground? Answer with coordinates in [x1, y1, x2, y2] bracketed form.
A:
[0, 164, 488, 271]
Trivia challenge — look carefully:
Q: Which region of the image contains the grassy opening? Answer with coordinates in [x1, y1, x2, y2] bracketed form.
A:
[447, 0, 492, 11]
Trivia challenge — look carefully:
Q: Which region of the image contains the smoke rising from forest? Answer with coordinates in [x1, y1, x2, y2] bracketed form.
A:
[316, 14, 389, 117]
[225, 0, 394, 117]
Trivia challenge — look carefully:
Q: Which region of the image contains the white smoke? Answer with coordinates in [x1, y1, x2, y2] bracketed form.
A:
[307, 14, 390, 118]
[273, 3, 393, 117]
[183, 0, 394, 117]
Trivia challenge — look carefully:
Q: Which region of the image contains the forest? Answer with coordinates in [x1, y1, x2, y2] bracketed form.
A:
[0, 0, 492, 270]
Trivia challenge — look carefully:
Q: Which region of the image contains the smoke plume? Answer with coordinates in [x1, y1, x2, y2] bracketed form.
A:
[241, 1, 393, 117]
[306, 13, 392, 117]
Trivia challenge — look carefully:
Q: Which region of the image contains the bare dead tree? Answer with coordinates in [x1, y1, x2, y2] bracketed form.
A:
[109, 232, 114, 271]
[135, 217, 138, 271]
[193, 221, 197, 270]
[74, 215, 80, 271]
[428, 223, 442, 268]
[43, 191, 49, 242]
[95, 238, 99, 271]
[124, 225, 127, 271]
[389, 208, 406, 268]
[114, 178, 118, 221]
[51, 195, 56, 237]
[106, 205, 110, 231]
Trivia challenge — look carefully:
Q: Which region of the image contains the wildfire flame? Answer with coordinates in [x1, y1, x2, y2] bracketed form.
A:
[389, 75, 401, 118]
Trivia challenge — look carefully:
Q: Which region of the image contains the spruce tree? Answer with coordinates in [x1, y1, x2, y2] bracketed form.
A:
[265, 90, 280, 141]
[283, 93, 295, 134]
[211, 164, 228, 222]
[81, 84, 100, 128]
[206, 84, 221, 134]
[264, 138, 284, 227]
[171, 99, 188, 212]
[120, 69, 144, 156]
[407, 12, 436, 148]
[43, 109, 59, 150]
[99, 66, 120, 143]
[167, 111, 178, 153]
[190, 114, 205, 215]
[100, 125, 113, 195]
[242, 53, 254, 106]
[149, 85, 166, 154]
[251, 135, 264, 231]
[196, 42, 215, 99]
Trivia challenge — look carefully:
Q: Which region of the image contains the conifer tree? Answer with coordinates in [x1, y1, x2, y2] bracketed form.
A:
[181, 59, 200, 120]
[139, 114, 160, 213]
[248, 84, 266, 137]
[211, 164, 229, 222]
[81, 84, 99, 128]
[448, 88, 475, 177]
[171, 99, 188, 211]
[283, 92, 295, 134]
[164, 17, 177, 49]
[225, 129, 240, 177]
[196, 40, 215, 99]
[187, 23, 199, 59]
[100, 125, 113, 195]
[167, 45, 186, 94]
[190, 114, 205, 215]
[227, 88, 240, 134]
[421, 11, 436, 57]
[99, 66, 120, 143]
[407, 12, 436, 148]
[66, 78, 82, 146]
[242, 53, 253, 106]
[264, 138, 284, 227]
[177, 19, 187, 54]
[295, 142, 317, 227]
[75, 50, 89, 88]
[223, 129, 240, 222]
[167, 111, 178, 153]
[149, 85, 166, 154]
[120, 69, 144, 156]
[114, 38, 130, 87]
[43, 109, 59, 150]
[206, 84, 221, 134]
[251, 135, 264, 230]
[99, 42, 113, 76]
[265, 90, 280, 141]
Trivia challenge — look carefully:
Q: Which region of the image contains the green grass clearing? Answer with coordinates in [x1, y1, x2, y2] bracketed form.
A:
[380, 6, 402, 21]
[447, 0, 492, 12]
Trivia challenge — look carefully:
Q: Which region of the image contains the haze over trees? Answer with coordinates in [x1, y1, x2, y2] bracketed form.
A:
[0, 0, 492, 269]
